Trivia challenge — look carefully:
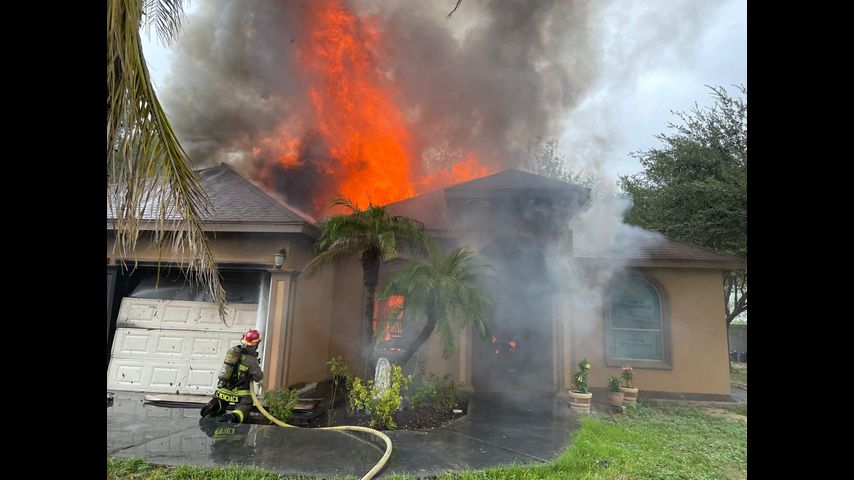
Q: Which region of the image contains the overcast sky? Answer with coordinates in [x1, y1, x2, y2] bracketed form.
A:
[141, 0, 746, 183]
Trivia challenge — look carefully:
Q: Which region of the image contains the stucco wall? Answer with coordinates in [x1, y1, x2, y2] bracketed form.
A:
[328, 255, 365, 372]
[573, 267, 730, 395]
[107, 231, 302, 269]
[285, 262, 336, 385]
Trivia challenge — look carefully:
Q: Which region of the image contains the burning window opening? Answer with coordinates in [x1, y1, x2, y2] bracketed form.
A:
[373, 295, 406, 354]
[490, 336, 518, 355]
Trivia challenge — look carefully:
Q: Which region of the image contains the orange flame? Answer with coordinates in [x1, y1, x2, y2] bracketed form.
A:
[255, 0, 493, 215]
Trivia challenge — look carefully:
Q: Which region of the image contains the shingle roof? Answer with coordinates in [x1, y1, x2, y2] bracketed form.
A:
[107, 163, 313, 226]
[444, 168, 591, 197]
[385, 169, 744, 266]
[384, 188, 450, 231]
[573, 226, 745, 264]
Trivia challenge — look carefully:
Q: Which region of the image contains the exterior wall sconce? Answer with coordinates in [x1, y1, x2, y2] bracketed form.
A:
[274, 249, 287, 269]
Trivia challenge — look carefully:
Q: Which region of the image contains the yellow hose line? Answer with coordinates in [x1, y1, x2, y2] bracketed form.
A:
[249, 382, 393, 480]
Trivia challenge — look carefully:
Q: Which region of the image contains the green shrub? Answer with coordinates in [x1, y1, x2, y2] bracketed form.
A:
[608, 376, 622, 392]
[415, 373, 460, 412]
[261, 386, 299, 422]
[349, 364, 412, 429]
[572, 358, 591, 394]
[326, 356, 351, 425]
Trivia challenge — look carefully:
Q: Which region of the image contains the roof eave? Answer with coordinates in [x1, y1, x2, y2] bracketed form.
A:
[107, 221, 319, 238]
[573, 256, 746, 270]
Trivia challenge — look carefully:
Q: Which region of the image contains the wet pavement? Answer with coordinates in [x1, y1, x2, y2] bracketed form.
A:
[107, 391, 581, 478]
[730, 385, 747, 403]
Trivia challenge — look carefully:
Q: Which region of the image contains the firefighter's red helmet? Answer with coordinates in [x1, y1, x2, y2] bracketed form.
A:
[242, 329, 262, 346]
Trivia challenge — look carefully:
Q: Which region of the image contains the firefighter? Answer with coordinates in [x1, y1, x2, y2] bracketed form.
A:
[200, 329, 264, 424]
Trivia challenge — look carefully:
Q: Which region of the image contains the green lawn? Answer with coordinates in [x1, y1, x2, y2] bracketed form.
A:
[730, 370, 747, 385]
[109, 404, 746, 480]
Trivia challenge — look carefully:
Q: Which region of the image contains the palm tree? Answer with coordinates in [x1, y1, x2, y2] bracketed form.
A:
[107, 0, 226, 318]
[304, 196, 430, 376]
[379, 244, 492, 368]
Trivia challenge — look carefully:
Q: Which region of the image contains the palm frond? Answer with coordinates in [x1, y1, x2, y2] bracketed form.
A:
[303, 238, 361, 276]
[141, 0, 187, 45]
[380, 246, 493, 355]
[107, 0, 227, 319]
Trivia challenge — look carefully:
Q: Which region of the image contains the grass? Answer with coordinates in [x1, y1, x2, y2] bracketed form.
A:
[729, 363, 747, 385]
[107, 457, 308, 480]
[109, 404, 746, 480]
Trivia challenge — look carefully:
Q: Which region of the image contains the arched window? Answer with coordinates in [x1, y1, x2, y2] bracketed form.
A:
[605, 275, 672, 369]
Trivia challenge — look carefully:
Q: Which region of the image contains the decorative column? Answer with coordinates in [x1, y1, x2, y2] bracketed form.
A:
[260, 269, 299, 390]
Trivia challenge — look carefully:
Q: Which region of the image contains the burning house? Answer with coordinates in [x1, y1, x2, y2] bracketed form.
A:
[107, 165, 744, 399]
[106, 0, 745, 400]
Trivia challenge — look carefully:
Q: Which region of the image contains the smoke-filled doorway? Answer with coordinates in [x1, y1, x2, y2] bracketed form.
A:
[472, 236, 555, 393]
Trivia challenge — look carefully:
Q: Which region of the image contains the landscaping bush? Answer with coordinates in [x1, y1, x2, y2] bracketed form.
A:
[326, 355, 351, 425]
[261, 386, 300, 422]
[349, 364, 412, 429]
[411, 373, 461, 413]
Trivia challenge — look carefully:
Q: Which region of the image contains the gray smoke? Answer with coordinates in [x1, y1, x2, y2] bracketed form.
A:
[153, 1, 724, 403]
[158, 0, 720, 216]
[157, 0, 604, 215]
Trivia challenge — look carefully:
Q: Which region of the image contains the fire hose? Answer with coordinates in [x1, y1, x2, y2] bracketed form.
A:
[249, 381, 392, 480]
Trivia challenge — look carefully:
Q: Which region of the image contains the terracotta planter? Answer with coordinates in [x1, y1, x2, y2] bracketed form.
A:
[568, 390, 592, 414]
[608, 391, 624, 407]
[620, 387, 639, 406]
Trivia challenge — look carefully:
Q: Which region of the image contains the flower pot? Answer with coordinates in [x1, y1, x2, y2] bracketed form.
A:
[620, 387, 638, 406]
[608, 391, 624, 407]
[568, 390, 592, 414]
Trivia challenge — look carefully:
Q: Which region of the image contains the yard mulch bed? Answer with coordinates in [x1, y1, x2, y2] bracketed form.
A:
[248, 380, 470, 430]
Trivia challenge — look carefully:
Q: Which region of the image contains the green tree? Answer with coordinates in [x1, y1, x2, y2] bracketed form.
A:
[379, 244, 492, 368]
[107, 0, 226, 317]
[524, 137, 599, 190]
[305, 196, 430, 377]
[620, 85, 747, 329]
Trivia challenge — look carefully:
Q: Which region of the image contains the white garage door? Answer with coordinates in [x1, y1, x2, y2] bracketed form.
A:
[107, 298, 258, 395]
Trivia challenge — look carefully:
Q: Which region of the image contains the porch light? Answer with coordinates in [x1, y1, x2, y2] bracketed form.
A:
[274, 249, 286, 269]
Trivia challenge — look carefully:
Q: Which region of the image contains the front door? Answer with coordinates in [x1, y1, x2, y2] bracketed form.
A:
[471, 238, 555, 392]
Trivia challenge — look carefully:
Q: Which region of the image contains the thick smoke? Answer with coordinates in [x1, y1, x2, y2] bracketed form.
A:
[155, 0, 726, 402]
[158, 0, 604, 215]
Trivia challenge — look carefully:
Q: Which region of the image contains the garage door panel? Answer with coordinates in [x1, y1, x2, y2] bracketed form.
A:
[155, 335, 186, 356]
[162, 304, 197, 326]
[112, 328, 243, 362]
[111, 362, 145, 387]
[150, 367, 181, 388]
[117, 332, 151, 355]
[108, 298, 258, 394]
[125, 302, 158, 322]
[189, 337, 220, 359]
[119, 299, 257, 333]
[108, 359, 225, 394]
[233, 309, 257, 328]
[186, 366, 218, 390]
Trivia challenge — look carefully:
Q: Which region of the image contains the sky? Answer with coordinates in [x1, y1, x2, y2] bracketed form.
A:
[141, 0, 746, 184]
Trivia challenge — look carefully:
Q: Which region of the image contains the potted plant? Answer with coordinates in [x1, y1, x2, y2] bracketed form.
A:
[607, 376, 624, 407]
[568, 358, 592, 414]
[620, 365, 638, 406]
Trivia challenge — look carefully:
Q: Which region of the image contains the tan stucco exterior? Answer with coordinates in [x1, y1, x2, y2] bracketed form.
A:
[108, 232, 734, 396]
[566, 267, 731, 395]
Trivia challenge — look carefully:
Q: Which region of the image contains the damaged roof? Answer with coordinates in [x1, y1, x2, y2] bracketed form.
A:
[444, 168, 591, 195]
[385, 169, 744, 267]
[572, 226, 746, 266]
[107, 163, 316, 233]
